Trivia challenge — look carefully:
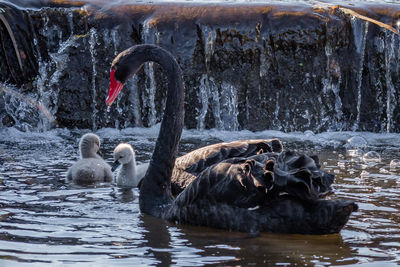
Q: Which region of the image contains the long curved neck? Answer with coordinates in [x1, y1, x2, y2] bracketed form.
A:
[134, 46, 185, 217]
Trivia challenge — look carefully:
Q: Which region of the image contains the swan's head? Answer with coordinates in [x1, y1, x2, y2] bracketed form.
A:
[112, 143, 135, 171]
[79, 133, 101, 158]
[106, 46, 148, 106]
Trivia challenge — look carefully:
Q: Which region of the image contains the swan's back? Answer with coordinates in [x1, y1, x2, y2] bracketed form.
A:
[166, 151, 357, 234]
[171, 139, 283, 195]
[67, 133, 113, 184]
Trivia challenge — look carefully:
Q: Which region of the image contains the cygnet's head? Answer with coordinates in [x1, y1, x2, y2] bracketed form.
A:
[112, 143, 135, 171]
[79, 133, 101, 158]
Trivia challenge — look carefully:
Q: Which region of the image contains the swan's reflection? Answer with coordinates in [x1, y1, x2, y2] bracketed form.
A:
[117, 187, 135, 203]
[140, 214, 172, 266]
[138, 213, 358, 266]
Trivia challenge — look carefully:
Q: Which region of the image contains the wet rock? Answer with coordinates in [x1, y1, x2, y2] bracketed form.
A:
[0, 1, 399, 132]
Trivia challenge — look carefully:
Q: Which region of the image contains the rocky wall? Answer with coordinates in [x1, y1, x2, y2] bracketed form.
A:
[0, 0, 399, 132]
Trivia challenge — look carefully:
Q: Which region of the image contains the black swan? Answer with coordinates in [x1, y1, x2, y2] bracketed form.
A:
[67, 133, 113, 184]
[105, 44, 357, 234]
[112, 143, 149, 188]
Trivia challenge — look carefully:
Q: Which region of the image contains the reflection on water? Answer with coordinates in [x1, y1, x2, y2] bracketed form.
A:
[0, 127, 400, 266]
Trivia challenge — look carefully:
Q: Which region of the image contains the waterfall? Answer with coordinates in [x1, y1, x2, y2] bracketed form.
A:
[195, 26, 216, 130]
[322, 41, 343, 130]
[68, 11, 74, 35]
[384, 31, 396, 133]
[111, 26, 119, 56]
[196, 74, 210, 130]
[0, 83, 54, 131]
[1, 3, 399, 133]
[144, 61, 157, 126]
[142, 20, 158, 127]
[126, 76, 142, 127]
[89, 27, 98, 130]
[0, 9, 85, 131]
[220, 81, 239, 131]
[351, 17, 369, 131]
[196, 25, 240, 131]
[103, 26, 123, 128]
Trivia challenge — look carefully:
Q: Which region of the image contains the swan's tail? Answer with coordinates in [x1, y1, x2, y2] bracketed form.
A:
[311, 199, 358, 234]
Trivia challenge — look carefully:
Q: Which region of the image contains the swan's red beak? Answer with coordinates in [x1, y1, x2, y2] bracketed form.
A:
[106, 69, 124, 106]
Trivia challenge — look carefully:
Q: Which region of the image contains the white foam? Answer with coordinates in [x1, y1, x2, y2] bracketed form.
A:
[0, 127, 67, 143]
[2, 126, 400, 151]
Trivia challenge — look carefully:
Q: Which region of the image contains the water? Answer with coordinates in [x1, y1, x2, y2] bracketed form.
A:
[1, 126, 400, 266]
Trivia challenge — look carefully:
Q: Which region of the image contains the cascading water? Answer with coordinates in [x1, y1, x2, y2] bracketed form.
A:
[126, 76, 143, 127]
[384, 31, 396, 133]
[142, 20, 158, 127]
[0, 9, 81, 131]
[196, 74, 210, 130]
[0, 83, 54, 131]
[219, 81, 239, 131]
[89, 27, 98, 130]
[195, 25, 241, 130]
[351, 17, 369, 131]
[322, 41, 343, 131]
[0, 2, 399, 132]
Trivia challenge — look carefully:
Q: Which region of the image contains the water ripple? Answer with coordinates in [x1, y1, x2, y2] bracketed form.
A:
[0, 128, 399, 265]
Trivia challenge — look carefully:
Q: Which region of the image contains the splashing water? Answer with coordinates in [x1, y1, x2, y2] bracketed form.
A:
[346, 135, 368, 149]
[0, 84, 56, 131]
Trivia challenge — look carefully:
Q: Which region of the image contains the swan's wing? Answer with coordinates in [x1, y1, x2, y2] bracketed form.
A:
[267, 151, 335, 200]
[172, 156, 271, 210]
[172, 151, 334, 209]
[171, 139, 283, 195]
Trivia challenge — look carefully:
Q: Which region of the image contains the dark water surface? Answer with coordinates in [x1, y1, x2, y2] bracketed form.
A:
[0, 127, 399, 266]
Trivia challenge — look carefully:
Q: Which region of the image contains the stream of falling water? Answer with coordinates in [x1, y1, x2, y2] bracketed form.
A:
[322, 40, 343, 130]
[142, 20, 158, 127]
[89, 28, 98, 131]
[385, 31, 396, 133]
[351, 18, 369, 132]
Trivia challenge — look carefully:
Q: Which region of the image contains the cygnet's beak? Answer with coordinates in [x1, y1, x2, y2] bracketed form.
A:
[111, 160, 120, 172]
[97, 149, 104, 158]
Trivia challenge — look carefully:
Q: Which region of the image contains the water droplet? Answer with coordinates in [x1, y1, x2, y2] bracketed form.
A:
[390, 159, 400, 169]
[347, 136, 368, 149]
[304, 130, 315, 137]
[379, 168, 389, 174]
[363, 151, 381, 163]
